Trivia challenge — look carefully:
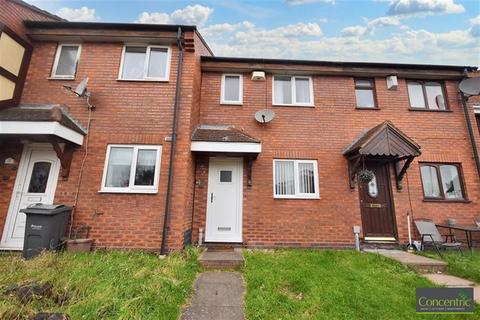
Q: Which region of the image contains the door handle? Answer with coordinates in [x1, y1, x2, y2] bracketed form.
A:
[210, 193, 214, 203]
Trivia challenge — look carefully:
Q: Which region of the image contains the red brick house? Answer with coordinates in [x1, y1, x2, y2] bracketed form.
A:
[1, 0, 479, 253]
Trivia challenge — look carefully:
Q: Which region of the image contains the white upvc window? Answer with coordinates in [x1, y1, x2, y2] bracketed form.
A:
[273, 159, 320, 199]
[272, 75, 314, 106]
[118, 45, 171, 81]
[221, 74, 243, 104]
[100, 145, 162, 193]
[51, 44, 81, 79]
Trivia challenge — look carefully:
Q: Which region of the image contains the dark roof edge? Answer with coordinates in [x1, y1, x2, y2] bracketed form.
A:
[24, 20, 197, 32]
[202, 56, 477, 72]
[8, 0, 66, 22]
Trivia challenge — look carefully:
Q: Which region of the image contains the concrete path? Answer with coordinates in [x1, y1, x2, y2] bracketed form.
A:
[364, 249, 447, 273]
[181, 272, 244, 320]
[424, 274, 480, 304]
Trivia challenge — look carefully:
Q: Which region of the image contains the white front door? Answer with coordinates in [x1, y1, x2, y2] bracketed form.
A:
[205, 157, 243, 243]
[1, 145, 60, 250]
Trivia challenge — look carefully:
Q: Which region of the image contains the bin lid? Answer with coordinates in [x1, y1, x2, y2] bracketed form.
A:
[20, 203, 73, 215]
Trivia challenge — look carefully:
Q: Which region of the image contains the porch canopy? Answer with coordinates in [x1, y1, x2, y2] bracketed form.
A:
[0, 104, 86, 145]
[191, 125, 261, 155]
[0, 104, 87, 179]
[343, 121, 421, 189]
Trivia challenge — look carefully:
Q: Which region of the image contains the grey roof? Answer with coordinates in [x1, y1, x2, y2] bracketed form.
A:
[0, 104, 87, 135]
[192, 125, 260, 143]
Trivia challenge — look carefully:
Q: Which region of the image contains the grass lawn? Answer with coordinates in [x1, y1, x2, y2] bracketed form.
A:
[243, 249, 479, 320]
[0, 248, 200, 320]
[423, 249, 480, 283]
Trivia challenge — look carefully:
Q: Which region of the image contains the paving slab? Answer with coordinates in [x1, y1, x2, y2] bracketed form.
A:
[364, 249, 447, 273]
[424, 274, 480, 304]
[181, 271, 244, 320]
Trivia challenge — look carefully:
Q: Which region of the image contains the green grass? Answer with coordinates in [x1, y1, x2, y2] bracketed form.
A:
[423, 250, 480, 283]
[243, 249, 479, 320]
[0, 248, 200, 320]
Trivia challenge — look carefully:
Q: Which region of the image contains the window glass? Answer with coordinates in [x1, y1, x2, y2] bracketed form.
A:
[295, 78, 311, 104]
[408, 82, 426, 108]
[122, 47, 146, 79]
[368, 175, 378, 198]
[298, 162, 315, 194]
[55, 45, 79, 77]
[105, 147, 133, 188]
[355, 89, 375, 108]
[275, 161, 295, 195]
[224, 75, 240, 102]
[28, 162, 51, 193]
[147, 47, 168, 79]
[355, 79, 372, 88]
[274, 76, 292, 104]
[421, 165, 440, 198]
[425, 82, 445, 110]
[134, 149, 157, 186]
[439, 165, 463, 199]
[220, 170, 233, 183]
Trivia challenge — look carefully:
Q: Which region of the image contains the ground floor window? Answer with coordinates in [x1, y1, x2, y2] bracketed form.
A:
[273, 159, 319, 199]
[100, 144, 162, 193]
[419, 163, 465, 201]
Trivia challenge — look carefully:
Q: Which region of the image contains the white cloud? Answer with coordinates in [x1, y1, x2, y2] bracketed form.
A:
[285, 0, 335, 5]
[56, 6, 100, 22]
[137, 5, 213, 26]
[471, 15, 480, 38]
[387, 0, 465, 16]
[202, 20, 479, 66]
[201, 21, 254, 37]
[342, 16, 401, 37]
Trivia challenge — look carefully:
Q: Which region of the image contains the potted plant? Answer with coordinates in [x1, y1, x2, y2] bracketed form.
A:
[65, 224, 93, 252]
[358, 169, 375, 183]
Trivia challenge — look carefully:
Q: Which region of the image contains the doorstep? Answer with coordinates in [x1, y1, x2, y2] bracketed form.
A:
[198, 248, 244, 269]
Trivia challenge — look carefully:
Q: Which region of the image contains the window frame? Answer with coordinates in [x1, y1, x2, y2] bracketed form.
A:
[51, 43, 81, 79]
[100, 144, 162, 194]
[118, 44, 171, 81]
[220, 73, 243, 105]
[407, 80, 448, 111]
[272, 159, 320, 199]
[272, 75, 314, 107]
[419, 162, 466, 201]
[354, 78, 377, 109]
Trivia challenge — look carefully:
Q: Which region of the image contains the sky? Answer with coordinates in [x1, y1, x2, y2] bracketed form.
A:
[26, 0, 480, 66]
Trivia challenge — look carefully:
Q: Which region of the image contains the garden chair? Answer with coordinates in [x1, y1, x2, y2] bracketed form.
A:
[414, 219, 463, 257]
[475, 217, 480, 229]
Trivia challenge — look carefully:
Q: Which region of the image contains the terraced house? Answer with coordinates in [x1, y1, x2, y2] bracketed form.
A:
[1, 0, 479, 253]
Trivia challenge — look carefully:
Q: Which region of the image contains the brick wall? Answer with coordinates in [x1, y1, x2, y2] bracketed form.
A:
[193, 71, 480, 247]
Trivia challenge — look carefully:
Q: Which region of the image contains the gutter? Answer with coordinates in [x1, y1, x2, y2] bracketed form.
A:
[160, 27, 184, 255]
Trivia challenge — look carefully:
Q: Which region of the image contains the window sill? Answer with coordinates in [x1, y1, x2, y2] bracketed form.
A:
[117, 78, 169, 82]
[48, 77, 75, 81]
[98, 189, 158, 194]
[355, 107, 379, 110]
[409, 108, 452, 112]
[273, 104, 315, 108]
[422, 199, 471, 203]
[274, 196, 321, 200]
[221, 102, 243, 106]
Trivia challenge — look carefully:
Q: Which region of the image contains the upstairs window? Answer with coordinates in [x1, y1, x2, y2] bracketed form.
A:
[51, 44, 81, 79]
[101, 145, 162, 193]
[407, 81, 447, 110]
[273, 159, 319, 199]
[355, 78, 376, 108]
[119, 45, 170, 81]
[273, 76, 313, 106]
[221, 74, 242, 104]
[420, 163, 465, 201]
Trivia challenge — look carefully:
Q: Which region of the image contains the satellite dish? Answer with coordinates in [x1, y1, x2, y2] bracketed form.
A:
[255, 109, 275, 124]
[459, 77, 480, 96]
[74, 77, 89, 97]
